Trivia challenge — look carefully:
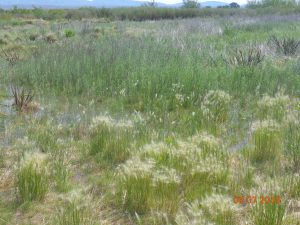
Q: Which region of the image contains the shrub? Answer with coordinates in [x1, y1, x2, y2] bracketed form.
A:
[64, 29, 76, 38]
[269, 35, 300, 56]
[29, 33, 38, 41]
[250, 120, 283, 163]
[17, 152, 49, 202]
[45, 33, 57, 43]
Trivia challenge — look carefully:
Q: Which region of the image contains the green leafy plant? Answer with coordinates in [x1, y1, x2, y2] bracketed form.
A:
[65, 29, 76, 38]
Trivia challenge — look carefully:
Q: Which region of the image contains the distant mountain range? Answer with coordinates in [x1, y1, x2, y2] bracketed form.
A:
[0, 0, 232, 9]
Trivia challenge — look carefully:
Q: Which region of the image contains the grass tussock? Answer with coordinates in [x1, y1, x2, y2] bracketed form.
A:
[250, 120, 283, 163]
[116, 133, 229, 219]
[54, 191, 95, 225]
[17, 152, 49, 203]
[89, 115, 134, 167]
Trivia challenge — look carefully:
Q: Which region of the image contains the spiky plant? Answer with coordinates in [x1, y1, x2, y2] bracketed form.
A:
[269, 35, 300, 56]
[10, 85, 34, 112]
[227, 48, 264, 67]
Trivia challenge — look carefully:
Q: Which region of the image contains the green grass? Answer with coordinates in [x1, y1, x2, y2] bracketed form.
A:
[16, 152, 49, 203]
[1, 9, 300, 225]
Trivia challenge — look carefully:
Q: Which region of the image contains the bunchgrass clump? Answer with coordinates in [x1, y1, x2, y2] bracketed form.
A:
[257, 93, 290, 122]
[250, 120, 283, 163]
[252, 198, 286, 225]
[200, 194, 241, 225]
[175, 201, 212, 225]
[176, 195, 241, 225]
[17, 152, 49, 203]
[284, 121, 300, 170]
[54, 191, 94, 225]
[52, 150, 70, 192]
[200, 90, 231, 127]
[89, 116, 133, 167]
[117, 134, 229, 217]
[117, 157, 155, 214]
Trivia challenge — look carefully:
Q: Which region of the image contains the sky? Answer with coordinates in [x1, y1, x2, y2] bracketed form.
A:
[136, 0, 248, 4]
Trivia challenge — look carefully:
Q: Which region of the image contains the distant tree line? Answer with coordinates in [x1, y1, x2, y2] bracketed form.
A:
[247, 0, 299, 7]
[1, 1, 300, 22]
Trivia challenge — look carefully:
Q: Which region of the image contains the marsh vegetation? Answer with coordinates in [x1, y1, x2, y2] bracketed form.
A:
[1, 7, 300, 225]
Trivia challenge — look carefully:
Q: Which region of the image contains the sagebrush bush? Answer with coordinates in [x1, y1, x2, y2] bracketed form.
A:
[45, 33, 57, 43]
[17, 152, 49, 202]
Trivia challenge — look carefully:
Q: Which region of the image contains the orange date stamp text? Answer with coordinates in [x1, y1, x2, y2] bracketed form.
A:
[233, 195, 281, 205]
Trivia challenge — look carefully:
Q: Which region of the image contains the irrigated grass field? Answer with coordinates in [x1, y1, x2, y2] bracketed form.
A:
[1, 8, 300, 225]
